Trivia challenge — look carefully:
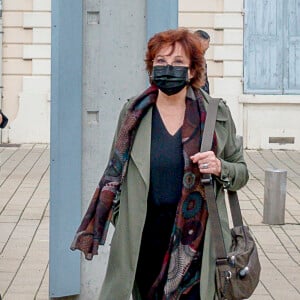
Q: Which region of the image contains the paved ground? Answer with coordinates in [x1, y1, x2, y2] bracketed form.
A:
[0, 144, 299, 300]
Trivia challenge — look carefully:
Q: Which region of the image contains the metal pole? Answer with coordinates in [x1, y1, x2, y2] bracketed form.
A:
[263, 169, 287, 225]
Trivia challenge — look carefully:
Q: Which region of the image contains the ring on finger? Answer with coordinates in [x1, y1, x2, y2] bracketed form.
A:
[200, 163, 209, 169]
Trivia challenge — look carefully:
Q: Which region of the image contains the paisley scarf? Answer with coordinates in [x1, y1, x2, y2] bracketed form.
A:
[70, 85, 217, 299]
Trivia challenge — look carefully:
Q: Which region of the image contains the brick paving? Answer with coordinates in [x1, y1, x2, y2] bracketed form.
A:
[0, 144, 299, 299]
[0, 144, 49, 300]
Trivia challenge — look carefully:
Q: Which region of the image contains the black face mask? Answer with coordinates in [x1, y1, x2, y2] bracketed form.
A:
[151, 65, 189, 96]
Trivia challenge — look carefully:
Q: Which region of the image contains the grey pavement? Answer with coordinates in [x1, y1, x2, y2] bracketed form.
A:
[0, 144, 299, 300]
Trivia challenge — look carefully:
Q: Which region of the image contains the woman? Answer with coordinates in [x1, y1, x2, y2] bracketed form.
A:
[71, 28, 249, 299]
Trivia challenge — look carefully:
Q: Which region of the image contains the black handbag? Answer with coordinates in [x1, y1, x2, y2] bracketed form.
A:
[201, 98, 261, 300]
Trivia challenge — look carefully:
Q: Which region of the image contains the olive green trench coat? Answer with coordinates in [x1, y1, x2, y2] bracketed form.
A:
[99, 88, 249, 300]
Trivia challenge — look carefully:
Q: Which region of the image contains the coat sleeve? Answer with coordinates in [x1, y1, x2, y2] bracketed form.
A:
[110, 100, 131, 226]
[216, 102, 249, 191]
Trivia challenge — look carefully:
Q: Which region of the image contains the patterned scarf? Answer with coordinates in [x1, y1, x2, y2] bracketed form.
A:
[70, 85, 217, 298]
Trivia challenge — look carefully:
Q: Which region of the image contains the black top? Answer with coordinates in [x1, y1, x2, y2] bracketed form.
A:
[135, 105, 184, 298]
[149, 105, 184, 206]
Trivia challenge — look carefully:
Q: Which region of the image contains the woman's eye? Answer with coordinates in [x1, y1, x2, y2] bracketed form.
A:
[174, 60, 184, 65]
[157, 58, 166, 64]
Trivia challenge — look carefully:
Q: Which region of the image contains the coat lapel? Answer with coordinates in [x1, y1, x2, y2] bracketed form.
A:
[130, 106, 152, 189]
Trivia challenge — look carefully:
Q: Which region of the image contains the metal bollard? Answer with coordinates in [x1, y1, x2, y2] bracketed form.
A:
[263, 169, 287, 225]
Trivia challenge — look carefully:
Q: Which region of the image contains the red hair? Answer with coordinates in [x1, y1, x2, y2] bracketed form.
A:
[145, 28, 206, 88]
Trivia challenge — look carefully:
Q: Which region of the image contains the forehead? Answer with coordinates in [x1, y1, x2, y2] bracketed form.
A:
[156, 42, 188, 58]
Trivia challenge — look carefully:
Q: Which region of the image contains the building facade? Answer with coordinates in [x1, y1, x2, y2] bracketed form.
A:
[1, 0, 299, 149]
[179, 0, 300, 150]
[1, 0, 51, 143]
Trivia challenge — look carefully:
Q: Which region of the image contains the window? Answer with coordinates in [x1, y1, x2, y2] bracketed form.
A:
[244, 0, 300, 94]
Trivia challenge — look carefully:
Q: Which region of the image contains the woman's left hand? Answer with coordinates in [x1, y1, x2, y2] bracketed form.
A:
[190, 151, 221, 177]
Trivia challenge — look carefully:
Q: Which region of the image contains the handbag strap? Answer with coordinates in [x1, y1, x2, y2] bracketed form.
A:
[200, 98, 245, 260]
[227, 190, 243, 227]
[200, 98, 227, 259]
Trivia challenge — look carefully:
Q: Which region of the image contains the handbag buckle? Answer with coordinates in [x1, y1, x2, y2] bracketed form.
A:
[216, 257, 228, 265]
[201, 174, 212, 185]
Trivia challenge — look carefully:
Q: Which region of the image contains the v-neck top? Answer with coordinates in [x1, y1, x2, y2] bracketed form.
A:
[148, 105, 184, 206]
